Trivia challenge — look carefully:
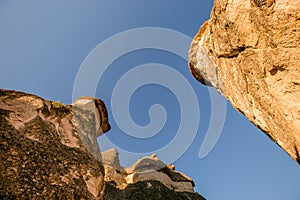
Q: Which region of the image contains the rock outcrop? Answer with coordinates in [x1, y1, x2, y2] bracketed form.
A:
[189, 0, 300, 164]
[0, 89, 205, 199]
[0, 89, 110, 199]
[101, 149, 196, 193]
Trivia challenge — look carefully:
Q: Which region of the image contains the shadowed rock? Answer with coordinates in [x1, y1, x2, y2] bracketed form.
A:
[104, 180, 205, 200]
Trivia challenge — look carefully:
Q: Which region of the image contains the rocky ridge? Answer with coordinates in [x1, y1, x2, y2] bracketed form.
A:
[0, 89, 205, 199]
[189, 0, 300, 164]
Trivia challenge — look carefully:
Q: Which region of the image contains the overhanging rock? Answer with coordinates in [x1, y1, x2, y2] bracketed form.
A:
[189, 0, 300, 164]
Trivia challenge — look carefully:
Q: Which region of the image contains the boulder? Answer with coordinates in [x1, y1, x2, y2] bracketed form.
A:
[101, 148, 122, 172]
[72, 96, 110, 137]
[159, 166, 195, 186]
[125, 154, 166, 174]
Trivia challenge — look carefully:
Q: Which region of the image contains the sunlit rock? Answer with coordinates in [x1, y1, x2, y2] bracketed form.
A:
[189, 0, 300, 164]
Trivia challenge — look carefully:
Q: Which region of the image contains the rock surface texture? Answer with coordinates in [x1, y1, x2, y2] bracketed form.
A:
[0, 89, 205, 199]
[0, 89, 110, 199]
[189, 0, 300, 164]
[103, 180, 204, 200]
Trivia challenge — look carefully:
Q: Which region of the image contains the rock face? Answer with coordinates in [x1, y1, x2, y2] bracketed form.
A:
[189, 0, 300, 164]
[0, 89, 205, 199]
[72, 96, 111, 161]
[0, 89, 108, 199]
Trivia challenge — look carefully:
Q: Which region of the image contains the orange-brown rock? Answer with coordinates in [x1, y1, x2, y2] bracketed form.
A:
[189, 0, 300, 164]
[0, 89, 206, 199]
[0, 89, 109, 199]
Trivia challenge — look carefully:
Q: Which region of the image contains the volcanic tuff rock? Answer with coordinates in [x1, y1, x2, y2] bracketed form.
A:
[102, 149, 196, 193]
[0, 89, 110, 199]
[0, 89, 205, 199]
[189, 0, 300, 164]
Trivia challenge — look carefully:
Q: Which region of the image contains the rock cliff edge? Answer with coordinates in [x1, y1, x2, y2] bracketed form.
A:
[189, 0, 300, 163]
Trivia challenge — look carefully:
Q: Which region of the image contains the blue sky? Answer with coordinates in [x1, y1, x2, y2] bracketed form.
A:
[1, 1, 300, 199]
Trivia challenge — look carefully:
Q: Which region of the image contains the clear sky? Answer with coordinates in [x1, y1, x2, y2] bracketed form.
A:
[1, 1, 300, 199]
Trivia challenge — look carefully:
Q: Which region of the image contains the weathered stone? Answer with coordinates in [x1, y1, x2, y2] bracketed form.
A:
[125, 154, 166, 174]
[101, 148, 122, 172]
[126, 170, 173, 189]
[103, 165, 128, 190]
[72, 96, 111, 161]
[0, 89, 206, 199]
[0, 89, 107, 199]
[72, 96, 110, 136]
[172, 181, 195, 193]
[123, 155, 195, 193]
[189, 0, 300, 164]
[159, 166, 195, 186]
[125, 170, 194, 193]
[101, 151, 197, 193]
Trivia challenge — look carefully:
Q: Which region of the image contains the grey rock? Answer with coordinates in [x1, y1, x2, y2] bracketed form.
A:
[125, 154, 166, 174]
[101, 148, 122, 172]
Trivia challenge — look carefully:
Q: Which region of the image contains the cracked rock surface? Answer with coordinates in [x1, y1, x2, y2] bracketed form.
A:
[189, 0, 300, 164]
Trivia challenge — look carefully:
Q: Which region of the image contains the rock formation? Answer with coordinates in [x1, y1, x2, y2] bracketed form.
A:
[101, 149, 196, 193]
[189, 0, 300, 164]
[0, 89, 109, 199]
[0, 89, 205, 199]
